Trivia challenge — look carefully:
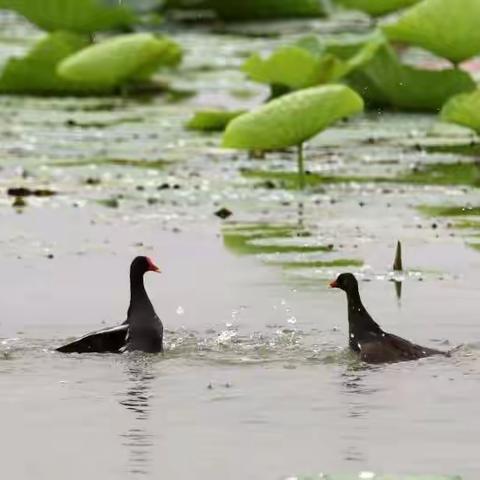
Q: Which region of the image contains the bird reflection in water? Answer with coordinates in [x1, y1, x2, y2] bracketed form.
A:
[339, 365, 379, 464]
[119, 355, 156, 477]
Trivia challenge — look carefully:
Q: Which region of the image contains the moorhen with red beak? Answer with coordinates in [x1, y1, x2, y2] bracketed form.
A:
[330, 273, 448, 364]
[56, 256, 163, 354]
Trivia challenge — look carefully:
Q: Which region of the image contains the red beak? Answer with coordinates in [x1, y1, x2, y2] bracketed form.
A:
[329, 280, 338, 288]
[146, 257, 161, 273]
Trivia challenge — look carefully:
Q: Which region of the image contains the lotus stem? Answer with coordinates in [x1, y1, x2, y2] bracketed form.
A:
[297, 143, 305, 190]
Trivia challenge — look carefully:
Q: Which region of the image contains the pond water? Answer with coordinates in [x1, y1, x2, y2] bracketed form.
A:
[1, 10, 480, 480]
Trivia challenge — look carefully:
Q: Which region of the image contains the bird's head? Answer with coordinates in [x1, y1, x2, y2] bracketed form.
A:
[329, 273, 358, 293]
[131, 256, 161, 276]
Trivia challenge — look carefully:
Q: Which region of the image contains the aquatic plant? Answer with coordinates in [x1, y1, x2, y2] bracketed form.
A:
[186, 110, 246, 132]
[0, 32, 93, 95]
[0, 0, 135, 33]
[242, 35, 380, 94]
[382, 0, 480, 64]
[222, 85, 364, 190]
[335, 0, 420, 16]
[164, 0, 328, 20]
[440, 89, 480, 134]
[58, 33, 182, 90]
[328, 34, 475, 111]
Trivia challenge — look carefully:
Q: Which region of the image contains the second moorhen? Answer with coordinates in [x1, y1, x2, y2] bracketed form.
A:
[56, 256, 163, 354]
[330, 273, 448, 363]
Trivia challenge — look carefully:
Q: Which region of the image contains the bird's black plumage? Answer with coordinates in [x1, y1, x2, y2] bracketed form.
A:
[330, 273, 448, 363]
[56, 256, 163, 354]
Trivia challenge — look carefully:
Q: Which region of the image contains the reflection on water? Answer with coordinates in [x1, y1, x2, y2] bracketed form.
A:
[119, 356, 156, 477]
[339, 366, 380, 464]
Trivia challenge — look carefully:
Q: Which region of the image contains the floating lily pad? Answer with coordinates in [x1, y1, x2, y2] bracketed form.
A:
[382, 0, 480, 63]
[328, 35, 475, 111]
[0, 0, 135, 33]
[58, 33, 182, 89]
[336, 0, 420, 16]
[0, 32, 94, 95]
[223, 85, 363, 150]
[440, 89, 480, 134]
[186, 109, 245, 132]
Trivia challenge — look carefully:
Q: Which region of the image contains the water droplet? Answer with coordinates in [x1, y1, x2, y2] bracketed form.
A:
[287, 316, 297, 325]
[359, 472, 375, 480]
[176, 306, 184, 315]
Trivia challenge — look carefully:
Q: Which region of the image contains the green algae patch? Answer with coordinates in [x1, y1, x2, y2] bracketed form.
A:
[454, 220, 480, 229]
[241, 169, 377, 190]
[244, 161, 480, 190]
[417, 205, 480, 217]
[223, 233, 332, 256]
[222, 223, 330, 255]
[279, 258, 364, 269]
[50, 158, 169, 169]
[426, 143, 480, 157]
[399, 162, 480, 187]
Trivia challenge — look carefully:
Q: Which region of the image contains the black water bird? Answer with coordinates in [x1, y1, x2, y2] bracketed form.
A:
[330, 273, 448, 364]
[56, 256, 163, 354]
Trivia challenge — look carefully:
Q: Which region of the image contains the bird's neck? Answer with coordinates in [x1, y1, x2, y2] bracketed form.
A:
[128, 273, 152, 315]
[346, 288, 381, 339]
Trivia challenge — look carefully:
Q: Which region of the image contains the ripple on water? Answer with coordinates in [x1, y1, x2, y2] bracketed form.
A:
[2, 328, 479, 371]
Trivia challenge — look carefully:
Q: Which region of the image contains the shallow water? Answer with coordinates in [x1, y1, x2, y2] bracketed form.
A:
[1, 10, 480, 480]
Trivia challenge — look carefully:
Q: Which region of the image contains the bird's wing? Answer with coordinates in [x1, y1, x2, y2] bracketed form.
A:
[56, 324, 128, 353]
[360, 332, 445, 364]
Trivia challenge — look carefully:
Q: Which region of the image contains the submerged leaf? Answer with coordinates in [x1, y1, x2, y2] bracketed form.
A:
[0, 0, 135, 33]
[186, 110, 246, 132]
[440, 89, 480, 134]
[382, 0, 480, 63]
[0, 32, 97, 95]
[58, 33, 182, 89]
[329, 35, 475, 111]
[336, 0, 420, 16]
[223, 85, 364, 150]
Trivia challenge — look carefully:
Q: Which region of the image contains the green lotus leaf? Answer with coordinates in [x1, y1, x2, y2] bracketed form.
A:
[0, 32, 101, 95]
[0, 0, 135, 33]
[186, 109, 246, 132]
[441, 89, 480, 133]
[382, 0, 480, 63]
[58, 33, 182, 89]
[328, 35, 476, 111]
[199, 0, 327, 20]
[243, 46, 345, 90]
[336, 0, 420, 16]
[222, 85, 364, 150]
[243, 35, 381, 92]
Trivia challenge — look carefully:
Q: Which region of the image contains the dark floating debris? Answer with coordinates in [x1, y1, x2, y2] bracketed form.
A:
[7, 187, 56, 197]
[215, 207, 233, 219]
